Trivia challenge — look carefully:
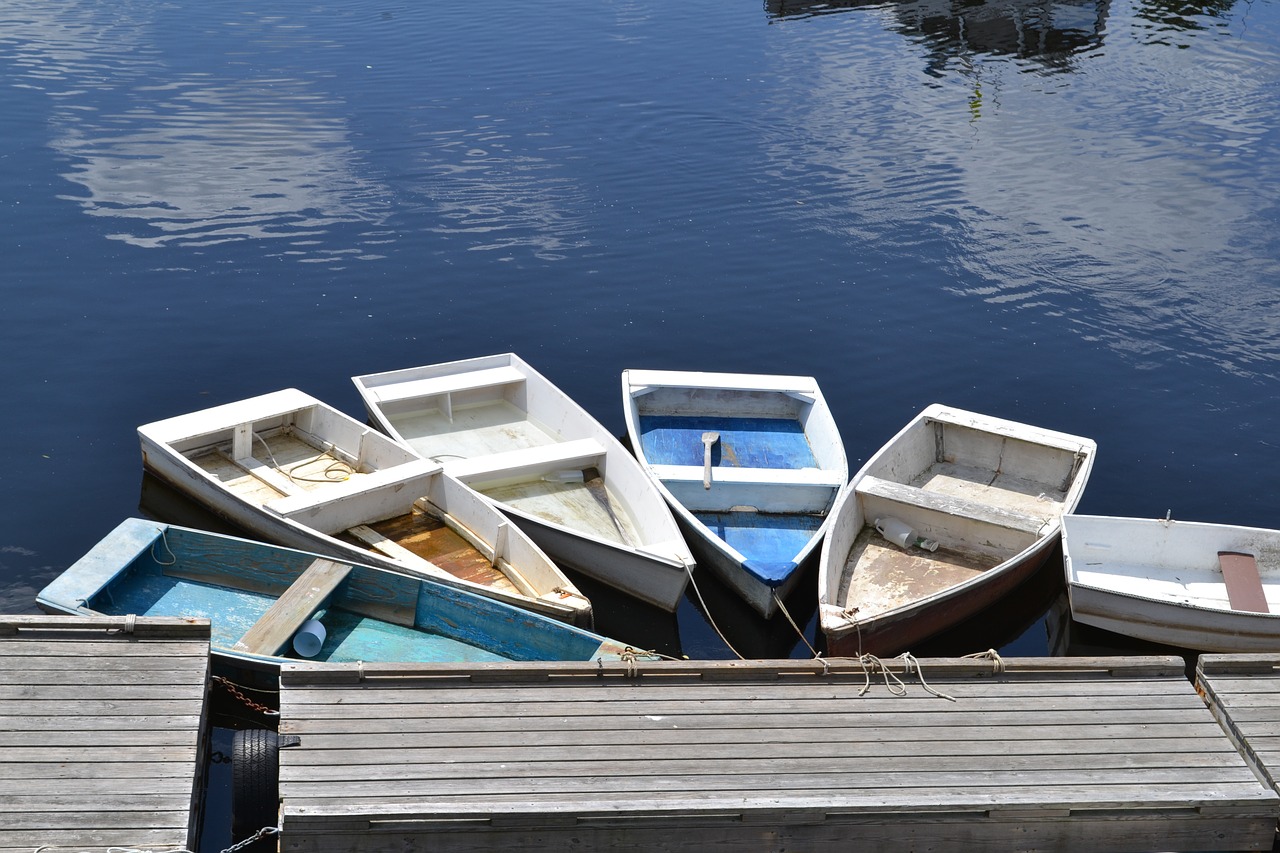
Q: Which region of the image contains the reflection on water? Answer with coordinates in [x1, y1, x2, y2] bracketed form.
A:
[762, 0, 1280, 380]
[55, 78, 390, 256]
[414, 116, 592, 261]
[5, 0, 1280, 659]
[1, 1, 391, 263]
[767, 0, 1110, 71]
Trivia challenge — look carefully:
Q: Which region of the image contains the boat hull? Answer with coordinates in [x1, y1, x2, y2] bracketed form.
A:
[493, 505, 691, 612]
[671, 511, 809, 619]
[38, 518, 636, 677]
[1064, 515, 1280, 653]
[819, 404, 1095, 657]
[823, 538, 1056, 657]
[136, 389, 590, 626]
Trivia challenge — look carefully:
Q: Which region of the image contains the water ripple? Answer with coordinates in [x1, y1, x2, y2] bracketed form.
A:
[761, 0, 1280, 378]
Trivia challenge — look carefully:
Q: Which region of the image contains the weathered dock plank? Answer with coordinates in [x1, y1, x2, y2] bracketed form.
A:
[277, 655, 1280, 852]
[1198, 655, 1280, 802]
[0, 615, 211, 853]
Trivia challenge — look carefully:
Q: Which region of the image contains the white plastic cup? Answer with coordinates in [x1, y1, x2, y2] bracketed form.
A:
[293, 618, 326, 658]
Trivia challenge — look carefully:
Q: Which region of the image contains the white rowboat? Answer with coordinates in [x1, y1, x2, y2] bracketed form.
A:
[1064, 514, 1280, 652]
[137, 389, 590, 625]
[819, 404, 1095, 656]
[352, 354, 696, 611]
[622, 369, 847, 618]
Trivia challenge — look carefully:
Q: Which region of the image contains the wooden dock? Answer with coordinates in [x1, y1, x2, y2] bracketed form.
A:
[277, 655, 1280, 852]
[0, 615, 211, 853]
[1198, 654, 1280, 798]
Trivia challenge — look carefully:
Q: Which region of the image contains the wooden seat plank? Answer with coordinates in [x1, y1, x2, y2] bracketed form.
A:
[856, 475, 1046, 535]
[232, 558, 353, 656]
[1219, 551, 1269, 614]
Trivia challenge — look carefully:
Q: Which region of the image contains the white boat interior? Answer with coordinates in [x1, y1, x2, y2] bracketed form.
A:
[1066, 515, 1280, 612]
[359, 360, 644, 548]
[828, 406, 1091, 622]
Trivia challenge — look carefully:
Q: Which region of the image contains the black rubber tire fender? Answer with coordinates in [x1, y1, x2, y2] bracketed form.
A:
[231, 728, 280, 840]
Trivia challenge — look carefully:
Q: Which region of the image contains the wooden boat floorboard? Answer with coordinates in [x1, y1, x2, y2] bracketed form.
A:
[391, 400, 558, 462]
[838, 527, 994, 615]
[484, 473, 638, 546]
[352, 513, 517, 594]
[193, 432, 359, 500]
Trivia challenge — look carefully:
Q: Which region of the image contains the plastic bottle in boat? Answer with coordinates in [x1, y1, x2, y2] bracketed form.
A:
[874, 516, 940, 552]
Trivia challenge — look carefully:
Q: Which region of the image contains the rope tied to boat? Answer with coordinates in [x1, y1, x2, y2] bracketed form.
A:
[681, 561, 745, 660]
[621, 647, 639, 678]
[963, 648, 1006, 674]
[107, 614, 136, 635]
[773, 590, 819, 658]
[152, 526, 177, 566]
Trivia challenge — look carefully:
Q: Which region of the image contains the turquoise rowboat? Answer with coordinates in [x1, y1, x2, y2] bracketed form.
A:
[37, 518, 644, 673]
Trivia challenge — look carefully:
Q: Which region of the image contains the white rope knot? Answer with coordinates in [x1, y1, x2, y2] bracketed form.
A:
[963, 648, 1006, 674]
[621, 647, 638, 678]
[357, 660, 365, 682]
[109, 613, 137, 635]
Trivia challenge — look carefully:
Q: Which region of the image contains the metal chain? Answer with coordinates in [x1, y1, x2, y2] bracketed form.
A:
[212, 675, 280, 717]
[220, 825, 280, 853]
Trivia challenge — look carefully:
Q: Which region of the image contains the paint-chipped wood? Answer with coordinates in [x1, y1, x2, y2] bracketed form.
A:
[233, 558, 353, 656]
[0, 615, 210, 853]
[349, 513, 517, 593]
[1198, 654, 1280, 799]
[276, 655, 1279, 852]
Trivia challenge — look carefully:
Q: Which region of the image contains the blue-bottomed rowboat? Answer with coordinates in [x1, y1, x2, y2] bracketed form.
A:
[37, 518, 643, 674]
[621, 370, 848, 619]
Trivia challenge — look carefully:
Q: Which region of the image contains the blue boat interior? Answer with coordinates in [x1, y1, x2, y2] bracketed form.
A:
[639, 416, 815, 469]
[83, 523, 606, 664]
[693, 510, 823, 584]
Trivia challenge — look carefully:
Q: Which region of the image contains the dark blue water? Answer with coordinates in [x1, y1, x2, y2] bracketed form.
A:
[3, 0, 1280, 664]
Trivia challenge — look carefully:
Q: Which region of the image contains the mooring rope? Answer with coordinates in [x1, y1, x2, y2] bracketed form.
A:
[857, 654, 907, 696]
[772, 590, 818, 658]
[681, 562, 745, 660]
